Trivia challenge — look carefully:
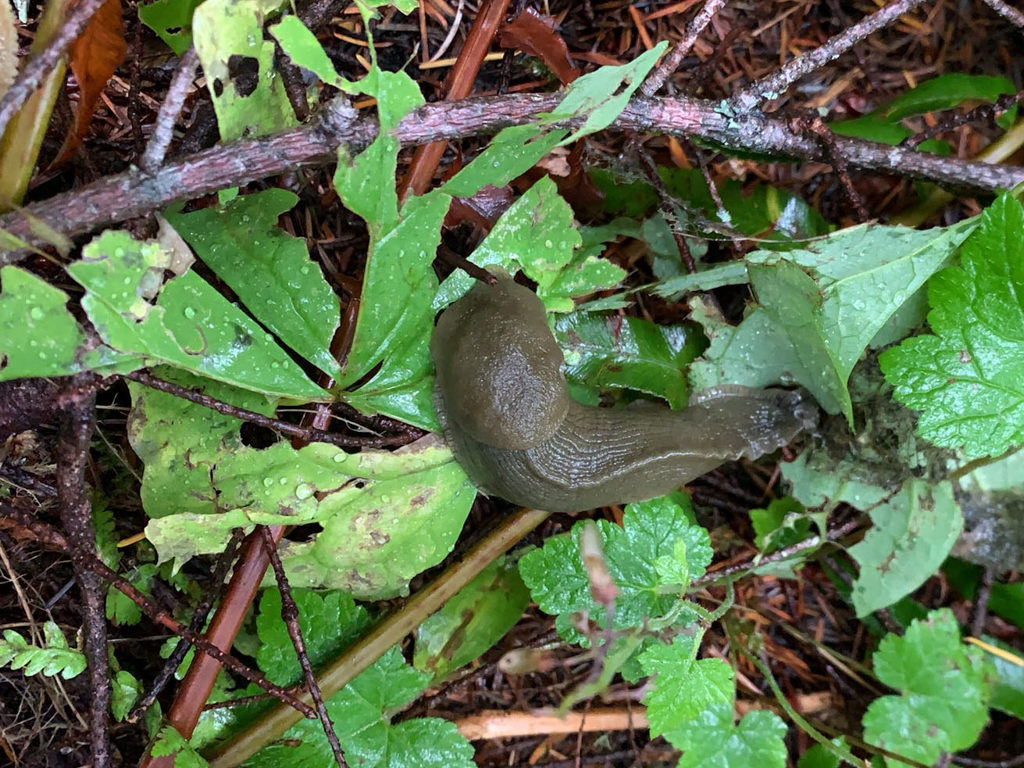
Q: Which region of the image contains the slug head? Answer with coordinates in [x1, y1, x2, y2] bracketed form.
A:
[431, 272, 570, 450]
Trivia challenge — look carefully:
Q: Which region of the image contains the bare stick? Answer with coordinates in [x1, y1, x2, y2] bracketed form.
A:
[0, 0, 110, 138]
[140, 47, 201, 173]
[126, 370, 417, 448]
[640, 0, 729, 97]
[259, 527, 347, 767]
[3, 91, 1024, 261]
[731, 0, 932, 110]
[980, 0, 1024, 28]
[55, 375, 109, 768]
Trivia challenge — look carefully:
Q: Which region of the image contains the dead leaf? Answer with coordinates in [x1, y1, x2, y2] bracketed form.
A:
[52, 0, 126, 166]
[498, 8, 579, 85]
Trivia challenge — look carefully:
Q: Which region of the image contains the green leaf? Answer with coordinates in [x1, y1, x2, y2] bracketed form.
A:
[782, 451, 891, 513]
[691, 221, 972, 422]
[978, 635, 1024, 719]
[589, 169, 659, 217]
[862, 609, 994, 767]
[255, 589, 371, 686]
[145, 434, 474, 599]
[127, 374, 275, 520]
[0, 622, 86, 679]
[151, 725, 209, 768]
[666, 701, 787, 768]
[881, 194, 1024, 458]
[106, 563, 160, 626]
[749, 496, 812, 554]
[249, 647, 475, 768]
[653, 260, 750, 300]
[832, 74, 1017, 146]
[783, 453, 963, 615]
[68, 231, 328, 401]
[165, 190, 342, 378]
[798, 739, 849, 768]
[413, 557, 530, 682]
[433, 176, 596, 312]
[129, 374, 473, 598]
[334, 68, 423, 232]
[877, 74, 1016, 121]
[137, 0, 203, 55]
[849, 480, 962, 617]
[519, 494, 707, 630]
[329, 64, 445, 428]
[439, 124, 568, 199]
[111, 669, 143, 722]
[192, 0, 295, 141]
[338, 193, 449, 429]
[639, 637, 733, 736]
[270, 14, 354, 91]
[0, 265, 86, 379]
[944, 557, 1024, 630]
[554, 312, 703, 409]
[547, 42, 668, 141]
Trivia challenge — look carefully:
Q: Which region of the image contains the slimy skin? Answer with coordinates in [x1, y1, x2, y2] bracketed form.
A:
[431, 272, 816, 513]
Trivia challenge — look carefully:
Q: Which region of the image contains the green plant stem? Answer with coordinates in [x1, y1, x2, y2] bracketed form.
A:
[556, 631, 645, 715]
[204, 506, 551, 768]
[734, 633, 864, 768]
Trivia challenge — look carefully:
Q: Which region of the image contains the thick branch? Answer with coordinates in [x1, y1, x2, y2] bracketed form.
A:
[2, 93, 1021, 260]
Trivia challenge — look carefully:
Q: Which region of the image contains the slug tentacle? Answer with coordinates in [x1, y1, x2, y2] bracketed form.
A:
[431, 271, 816, 513]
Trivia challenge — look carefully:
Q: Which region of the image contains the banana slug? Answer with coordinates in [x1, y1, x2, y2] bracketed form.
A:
[430, 271, 816, 513]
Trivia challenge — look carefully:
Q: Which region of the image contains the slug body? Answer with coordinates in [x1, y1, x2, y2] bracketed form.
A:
[431, 273, 816, 513]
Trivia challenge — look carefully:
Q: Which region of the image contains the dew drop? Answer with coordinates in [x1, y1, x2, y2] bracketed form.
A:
[333, 452, 346, 463]
[295, 483, 314, 500]
[29, 307, 44, 320]
[263, 477, 274, 487]
[183, 306, 197, 319]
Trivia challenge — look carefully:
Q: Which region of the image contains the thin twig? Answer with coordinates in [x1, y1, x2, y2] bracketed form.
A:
[55, 375, 109, 768]
[125, 370, 417, 448]
[126, 529, 247, 723]
[731, 0, 932, 110]
[904, 90, 1024, 148]
[436, 245, 500, 284]
[795, 113, 870, 221]
[94, 554, 316, 719]
[979, 0, 1024, 28]
[0, 0, 111, 138]
[640, 0, 729, 97]
[970, 566, 994, 639]
[140, 47, 201, 173]
[259, 527, 347, 767]
[954, 753, 1024, 768]
[634, 144, 696, 273]
[692, 516, 863, 587]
